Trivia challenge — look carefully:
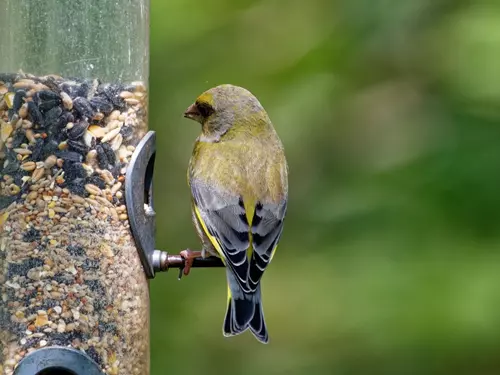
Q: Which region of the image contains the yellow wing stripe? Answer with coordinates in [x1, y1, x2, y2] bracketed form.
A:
[194, 204, 234, 303]
[243, 199, 255, 228]
[243, 198, 255, 260]
[193, 204, 227, 266]
[269, 245, 279, 262]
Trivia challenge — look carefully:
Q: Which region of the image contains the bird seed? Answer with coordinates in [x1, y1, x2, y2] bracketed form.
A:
[0, 72, 150, 375]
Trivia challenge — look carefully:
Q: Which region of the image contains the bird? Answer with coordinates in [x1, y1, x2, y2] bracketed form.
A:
[181, 84, 288, 343]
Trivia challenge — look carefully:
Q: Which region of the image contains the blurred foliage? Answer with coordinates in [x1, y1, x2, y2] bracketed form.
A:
[148, 0, 500, 374]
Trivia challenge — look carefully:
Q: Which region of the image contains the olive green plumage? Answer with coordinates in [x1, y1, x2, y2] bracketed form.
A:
[184, 84, 288, 343]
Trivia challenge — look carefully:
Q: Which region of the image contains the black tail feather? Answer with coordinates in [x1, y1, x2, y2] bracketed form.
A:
[222, 282, 269, 344]
[249, 300, 269, 343]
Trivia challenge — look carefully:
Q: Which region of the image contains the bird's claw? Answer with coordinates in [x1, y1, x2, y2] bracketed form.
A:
[178, 249, 202, 280]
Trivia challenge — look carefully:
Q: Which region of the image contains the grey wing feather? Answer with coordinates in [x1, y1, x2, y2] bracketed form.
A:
[191, 179, 251, 291]
[248, 199, 287, 292]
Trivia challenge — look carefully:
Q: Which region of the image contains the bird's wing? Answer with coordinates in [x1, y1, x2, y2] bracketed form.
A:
[248, 199, 287, 292]
[191, 179, 251, 292]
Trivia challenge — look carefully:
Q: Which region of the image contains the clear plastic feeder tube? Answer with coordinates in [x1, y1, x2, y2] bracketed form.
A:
[0, 1, 150, 374]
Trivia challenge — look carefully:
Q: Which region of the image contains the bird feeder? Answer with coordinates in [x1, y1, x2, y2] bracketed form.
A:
[0, 1, 226, 374]
[0, 1, 151, 374]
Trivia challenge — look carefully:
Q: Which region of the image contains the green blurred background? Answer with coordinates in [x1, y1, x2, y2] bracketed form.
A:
[149, 1, 500, 374]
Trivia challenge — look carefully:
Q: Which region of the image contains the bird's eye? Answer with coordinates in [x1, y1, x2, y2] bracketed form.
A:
[197, 102, 214, 118]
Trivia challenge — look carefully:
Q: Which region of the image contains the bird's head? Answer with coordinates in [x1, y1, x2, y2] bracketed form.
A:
[184, 84, 269, 141]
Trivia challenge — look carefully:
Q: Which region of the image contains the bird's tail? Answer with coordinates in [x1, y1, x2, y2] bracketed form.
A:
[223, 270, 269, 344]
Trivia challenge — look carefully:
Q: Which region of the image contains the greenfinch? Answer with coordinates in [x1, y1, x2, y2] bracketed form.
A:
[182, 84, 288, 343]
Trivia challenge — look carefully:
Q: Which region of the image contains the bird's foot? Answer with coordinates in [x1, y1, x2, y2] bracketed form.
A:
[178, 249, 203, 279]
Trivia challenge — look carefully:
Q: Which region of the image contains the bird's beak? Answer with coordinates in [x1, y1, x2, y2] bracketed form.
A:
[183, 103, 200, 121]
